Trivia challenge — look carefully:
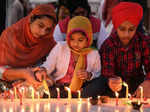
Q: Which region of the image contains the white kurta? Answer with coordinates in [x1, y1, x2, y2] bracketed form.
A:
[41, 42, 101, 82]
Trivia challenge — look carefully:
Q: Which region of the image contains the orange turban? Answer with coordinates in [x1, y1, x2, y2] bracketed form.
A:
[112, 2, 143, 29]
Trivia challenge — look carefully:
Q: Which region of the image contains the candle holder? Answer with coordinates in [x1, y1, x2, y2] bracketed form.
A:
[89, 96, 98, 105]
[99, 96, 110, 103]
[131, 101, 143, 110]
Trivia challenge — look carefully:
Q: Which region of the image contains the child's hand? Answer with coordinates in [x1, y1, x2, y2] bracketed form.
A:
[76, 70, 92, 80]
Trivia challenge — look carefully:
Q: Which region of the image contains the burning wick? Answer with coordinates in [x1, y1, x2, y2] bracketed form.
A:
[139, 86, 143, 101]
[122, 82, 128, 99]
[115, 92, 119, 106]
[56, 88, 60, 99]
[36, 92, 40, 100]
[77, 90, 81, 101]
[65, 87, 72, 99]
[29, 86, 34, 101]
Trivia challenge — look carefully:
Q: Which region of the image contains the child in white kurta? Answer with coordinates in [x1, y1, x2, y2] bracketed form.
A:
[40, 16, 101, 98]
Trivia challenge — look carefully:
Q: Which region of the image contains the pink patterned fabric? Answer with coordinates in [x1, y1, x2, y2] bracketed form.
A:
[57, 52, 87, 84]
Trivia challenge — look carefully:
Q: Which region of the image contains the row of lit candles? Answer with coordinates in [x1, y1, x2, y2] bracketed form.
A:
[115, 82, 144, 106]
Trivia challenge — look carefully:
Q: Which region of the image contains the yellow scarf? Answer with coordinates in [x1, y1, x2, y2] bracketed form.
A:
[69, 48, 93, 92]
[67, 16, 93, 92]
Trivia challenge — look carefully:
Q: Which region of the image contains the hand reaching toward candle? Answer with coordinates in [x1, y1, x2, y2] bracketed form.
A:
[76, 70, 92, 80]
[108, 76, 122, 92]
[34, 67, 47, 82]
[133, 80, 150, 98]
[34, 67, 54, 87]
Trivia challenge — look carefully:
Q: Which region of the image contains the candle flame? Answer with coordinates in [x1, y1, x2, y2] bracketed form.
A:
[56, 88, 60, 92]
[65, 87, 71, 99]
[128, 93, 131, 98]
[77, 90, 81, 100]
[115, 92, 119, 97]
[122, 82, 128, 87]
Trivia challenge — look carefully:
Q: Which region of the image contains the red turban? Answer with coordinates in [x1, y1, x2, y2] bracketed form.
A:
[112, 2, 143, 29]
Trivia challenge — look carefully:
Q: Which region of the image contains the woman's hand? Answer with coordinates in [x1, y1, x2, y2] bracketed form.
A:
[108, 76, 122, 92]
[133, 80, 150, 98]
[22, 68, 42, 88]
[77, 69, 92, 80]
[33, 67, 54, 87]
[33, 67, 47, 82]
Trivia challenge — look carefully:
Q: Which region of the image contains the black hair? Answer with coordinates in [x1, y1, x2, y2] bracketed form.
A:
[30, 15, 56, 24]
[56, 0, 73, 22]
[70, 0, 91, 18]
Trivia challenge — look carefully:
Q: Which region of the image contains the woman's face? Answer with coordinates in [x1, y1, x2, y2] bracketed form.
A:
[30, 17, 54, 38]
[69, 32, 88, 52]
[117, 21, 137, 46]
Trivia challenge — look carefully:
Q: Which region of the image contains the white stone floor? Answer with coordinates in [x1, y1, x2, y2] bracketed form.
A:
[0, 99, 150, 112]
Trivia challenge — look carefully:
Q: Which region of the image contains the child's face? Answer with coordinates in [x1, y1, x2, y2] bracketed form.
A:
[69, 32, 88, 52]
[117, 21, 137, 46]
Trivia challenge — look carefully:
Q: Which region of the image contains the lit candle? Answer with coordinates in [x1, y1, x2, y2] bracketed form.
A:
[139, 86, 143, 101]
[14, 87, 17, 99]
[21, 87, 25, 98]
[56, 88, 60, 99]
[43, 80, 50, 99]
[122, 82, 128, 99]
[9, 90, 14, 102]
[29, 86, 34, 101]
[77, 90, 81, 101]
[128, 93, 133, 100]
[115, 92, 119, 106]
[65, 87, 72, 99]
[36, 92, 40, 100]
[97, 96, 101, 105]
[17, 88, 23, 105]
[44, 90, 50, 99]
